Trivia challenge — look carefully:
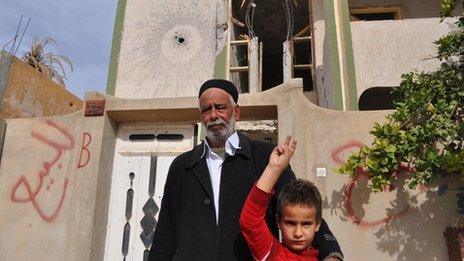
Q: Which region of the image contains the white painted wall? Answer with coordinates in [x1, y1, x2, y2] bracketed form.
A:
[351, 17, 457, 97]
[115, 0, 223, 99]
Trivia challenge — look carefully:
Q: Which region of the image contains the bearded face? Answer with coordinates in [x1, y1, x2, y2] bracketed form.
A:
[204, 114, 236, 145]
[199, 88, 240, 148]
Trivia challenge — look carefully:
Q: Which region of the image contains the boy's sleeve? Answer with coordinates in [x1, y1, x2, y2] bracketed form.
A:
[312, 219, 344, 260]
[239, 185, 275, 260]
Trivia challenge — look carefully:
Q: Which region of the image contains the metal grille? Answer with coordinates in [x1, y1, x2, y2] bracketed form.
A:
[140, 156, 160, 257]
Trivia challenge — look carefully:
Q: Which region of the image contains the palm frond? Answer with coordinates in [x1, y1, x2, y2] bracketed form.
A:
[21, 36, 72, 87]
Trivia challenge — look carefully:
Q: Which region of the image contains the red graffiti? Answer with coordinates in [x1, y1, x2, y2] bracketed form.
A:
[331, 141, 365, 165]
[344, 169, 410, 227]
[10, 120, 75, 222]
[332, 141, 410, 228]
[77, 132, 92, 169]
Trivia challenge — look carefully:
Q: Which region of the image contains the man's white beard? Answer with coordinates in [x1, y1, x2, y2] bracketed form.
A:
[205, 116, 236, 146]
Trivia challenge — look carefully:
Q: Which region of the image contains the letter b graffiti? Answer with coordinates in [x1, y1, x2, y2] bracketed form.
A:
[77, 132, 92, 169]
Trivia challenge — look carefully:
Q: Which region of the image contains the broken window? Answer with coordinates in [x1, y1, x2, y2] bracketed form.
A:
[290, 24, 314, 92]
[349, 0, 449, 19]
[350, 7, 402, 21]
[228, 0, 315, 93]
[228, 1, 253, 93]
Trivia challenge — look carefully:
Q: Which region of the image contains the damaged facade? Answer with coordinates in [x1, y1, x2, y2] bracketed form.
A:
[0, 0, 462, 260]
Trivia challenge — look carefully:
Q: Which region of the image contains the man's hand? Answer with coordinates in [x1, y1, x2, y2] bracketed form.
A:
[257, 136, 297, 193]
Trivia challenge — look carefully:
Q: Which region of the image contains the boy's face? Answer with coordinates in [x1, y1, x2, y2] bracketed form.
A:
[277, 204, 321, 253]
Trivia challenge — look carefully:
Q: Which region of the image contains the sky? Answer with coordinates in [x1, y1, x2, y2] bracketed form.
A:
[0, 0, 118, 98]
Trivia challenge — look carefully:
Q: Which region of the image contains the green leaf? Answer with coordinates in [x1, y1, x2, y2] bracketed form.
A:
[385, 145, 397, 153]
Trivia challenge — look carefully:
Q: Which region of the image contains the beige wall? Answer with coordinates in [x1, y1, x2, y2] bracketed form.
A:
[0, 53, 82, 119]
[0, 81, 460, 260]
[309, 0, 459, 108]
[0, 111, 110, 260]
[351, 17, 456, 97]
[271, 82, 459, 260]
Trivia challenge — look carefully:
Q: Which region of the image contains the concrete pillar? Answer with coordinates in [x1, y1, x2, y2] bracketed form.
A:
[248, 37, 259, 93]
[283, 41, 292, 82]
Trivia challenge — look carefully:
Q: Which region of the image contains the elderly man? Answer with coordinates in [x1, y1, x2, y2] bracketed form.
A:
[149, 79, 343, 260]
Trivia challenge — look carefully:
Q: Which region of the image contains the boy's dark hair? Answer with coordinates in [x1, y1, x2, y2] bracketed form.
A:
[276, 179, 322, 223]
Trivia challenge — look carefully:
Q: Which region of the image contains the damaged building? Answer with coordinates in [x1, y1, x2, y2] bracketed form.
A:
[0, 0, 462, 260]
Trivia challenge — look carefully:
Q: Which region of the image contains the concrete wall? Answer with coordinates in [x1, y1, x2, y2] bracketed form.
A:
[240, 80, 459, 260]
[0, 110, 111, 260]
[0, 52, 82, 118]
[113, 0, 227, 99]
[104, 80, 460, 260]
[351, 17, 456, 97]
[0, 80, 460, 260]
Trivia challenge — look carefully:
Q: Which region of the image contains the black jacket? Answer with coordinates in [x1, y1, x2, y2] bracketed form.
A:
[149, 134, 341, 260]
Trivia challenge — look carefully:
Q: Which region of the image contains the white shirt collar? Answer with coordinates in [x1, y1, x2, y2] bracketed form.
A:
[201, 131, 241, 158]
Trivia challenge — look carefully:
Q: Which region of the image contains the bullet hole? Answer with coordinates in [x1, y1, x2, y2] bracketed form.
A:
[175, 36, 185, 44]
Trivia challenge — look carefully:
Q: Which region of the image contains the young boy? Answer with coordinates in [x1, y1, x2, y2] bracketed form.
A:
[240, 136, 321, 260]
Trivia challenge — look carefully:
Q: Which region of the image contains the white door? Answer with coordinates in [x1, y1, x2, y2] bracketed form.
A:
[104, 124, 196, 261]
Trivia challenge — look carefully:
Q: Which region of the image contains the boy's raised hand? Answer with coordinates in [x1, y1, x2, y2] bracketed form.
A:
[257, 135, 297, 193]
[268, 135, 297, 173]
